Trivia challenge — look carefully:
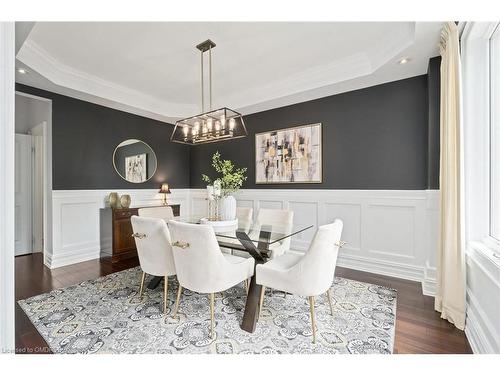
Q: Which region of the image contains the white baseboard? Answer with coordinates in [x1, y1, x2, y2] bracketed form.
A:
[465, 250, 500, 353]
[336, 252, 424, 281]
[466, 289, 498, 353]
[45, 247, 100, 269]
[422, 278, 437, 296]
[422, 262, 437, 296]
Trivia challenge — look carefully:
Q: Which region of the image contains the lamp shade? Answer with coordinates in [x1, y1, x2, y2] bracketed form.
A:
[159, 183, 171, 194]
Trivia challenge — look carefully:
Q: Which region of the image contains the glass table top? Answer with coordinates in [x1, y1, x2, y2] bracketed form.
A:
[172, 216, 313, 245]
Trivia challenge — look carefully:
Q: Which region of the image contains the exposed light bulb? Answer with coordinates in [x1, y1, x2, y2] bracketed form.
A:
[207, 118, 213, 131]
[229, 118, 235, 131]
[220, 114, 226, 128]
[215, 120, 221, 131]
[183, 126, 189, 137]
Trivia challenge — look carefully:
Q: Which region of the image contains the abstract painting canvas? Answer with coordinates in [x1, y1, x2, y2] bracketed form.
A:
[125, 153, 147, 183]
[255, 123, 322, 184]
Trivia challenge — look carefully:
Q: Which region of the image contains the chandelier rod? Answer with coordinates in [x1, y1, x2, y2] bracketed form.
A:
[200, 49, 204, 113]
[209, 44, 212, 111]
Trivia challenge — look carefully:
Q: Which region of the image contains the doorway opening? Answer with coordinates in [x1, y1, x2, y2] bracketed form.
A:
[14, 92, 52, 263]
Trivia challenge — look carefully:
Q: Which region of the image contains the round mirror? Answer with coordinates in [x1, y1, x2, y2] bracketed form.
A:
[113, 139, 157, 183]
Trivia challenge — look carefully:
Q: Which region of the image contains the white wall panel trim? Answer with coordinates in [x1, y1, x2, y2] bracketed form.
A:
[466, 287, 499, 354]
[48, 189, 191, 269]
[50, 188, 439, 299]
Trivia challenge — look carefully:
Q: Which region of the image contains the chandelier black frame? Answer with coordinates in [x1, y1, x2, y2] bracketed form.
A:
[170, 40, 248, 145]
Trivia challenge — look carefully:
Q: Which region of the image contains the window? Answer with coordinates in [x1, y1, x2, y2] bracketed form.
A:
[462, 22, 500, 259]
[490, 26, 500, 242]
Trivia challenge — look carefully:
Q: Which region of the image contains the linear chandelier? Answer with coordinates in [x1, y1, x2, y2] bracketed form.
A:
[170, 40, 248, 145]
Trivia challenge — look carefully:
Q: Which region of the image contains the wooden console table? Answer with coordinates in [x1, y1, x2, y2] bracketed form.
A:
[100, 205, 180, 263]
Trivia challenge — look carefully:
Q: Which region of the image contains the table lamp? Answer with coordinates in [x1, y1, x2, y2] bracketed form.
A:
[159, 183, 171, 206]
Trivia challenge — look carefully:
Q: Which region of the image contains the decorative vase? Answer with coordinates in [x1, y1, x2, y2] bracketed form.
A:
[120, 194, 131, 208]
[109, 192, 121, 209]
[219, 195, 236, 221]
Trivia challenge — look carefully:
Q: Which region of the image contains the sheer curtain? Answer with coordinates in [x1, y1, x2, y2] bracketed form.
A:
[435, 21, 466, 330]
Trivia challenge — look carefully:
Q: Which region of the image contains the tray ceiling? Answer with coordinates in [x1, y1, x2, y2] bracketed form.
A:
[16, 22, 442, 123]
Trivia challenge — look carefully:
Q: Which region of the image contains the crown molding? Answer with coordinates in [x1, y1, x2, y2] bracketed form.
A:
[222, 25, 418, 114]
[17, 39, 198, 120]
[16, 23, 424, 121]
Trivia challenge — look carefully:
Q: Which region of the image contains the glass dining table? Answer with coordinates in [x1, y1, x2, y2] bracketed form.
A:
[147, 216, 313, 333]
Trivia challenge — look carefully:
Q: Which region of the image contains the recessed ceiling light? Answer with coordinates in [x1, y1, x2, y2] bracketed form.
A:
[17, 68, 27, 74]
[397, 58, 410, 65]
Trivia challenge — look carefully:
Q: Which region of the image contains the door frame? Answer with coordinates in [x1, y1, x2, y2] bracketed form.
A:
[14, 133, 33, 255]
[31, 121, 46, 253]
[0, 21, 15, 353]
[15, 91, 53, 266]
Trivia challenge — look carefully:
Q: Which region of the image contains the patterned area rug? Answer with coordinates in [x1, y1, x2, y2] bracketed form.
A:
[18, 267, 397, 354]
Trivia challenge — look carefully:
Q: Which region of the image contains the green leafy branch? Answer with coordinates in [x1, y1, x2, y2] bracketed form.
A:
[202, 151, 247, 197]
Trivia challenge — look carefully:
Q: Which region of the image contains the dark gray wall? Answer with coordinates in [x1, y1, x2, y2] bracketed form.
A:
[190, 75, 430, 189]
[16, 84, 190, 190]
[17, 64, 440, 191]
[427, 56, 441, 189]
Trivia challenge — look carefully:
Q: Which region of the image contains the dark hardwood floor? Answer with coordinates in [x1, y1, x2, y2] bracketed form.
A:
[15, 253, 472, 354]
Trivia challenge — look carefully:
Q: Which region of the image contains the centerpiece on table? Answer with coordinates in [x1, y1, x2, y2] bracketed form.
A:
[202, 151, 247, 221]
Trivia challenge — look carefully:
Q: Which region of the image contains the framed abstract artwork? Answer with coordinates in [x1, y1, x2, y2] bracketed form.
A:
[255, 123, 322, 184]
[125, 153, 147, 183]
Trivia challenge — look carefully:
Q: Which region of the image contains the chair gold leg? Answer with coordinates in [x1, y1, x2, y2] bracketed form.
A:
[210, 293, 215, 338]
[326, 289, 334, 316]
[308, 296, 317, 344]
[258, 286, 266, 320]
[173, 285, 183, 318]
[139, 272, 146, 297]
[163, 276, 169, 313]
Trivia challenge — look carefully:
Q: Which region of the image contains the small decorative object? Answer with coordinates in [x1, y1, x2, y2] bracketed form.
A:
[109, 192, 121, 209]
[120, 194, 131, 208]
[202, 151, 247, 221]
[206, 185, 220, 221]
[219, 195, 237, 222]
[255, 123, 322, 184]
[159, 183, 171, 206]
[125, 153, 147, 183]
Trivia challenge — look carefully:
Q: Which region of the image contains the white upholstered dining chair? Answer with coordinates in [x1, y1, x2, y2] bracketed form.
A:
[168, 221, 255, 338]
[221, 207, 254, 256]
[236, 207, 253, 233]
[256, 219, 344, 343]
[138, 206, 175, 222]
[253, 208, 294, 258]
[130, 216, 176, 313]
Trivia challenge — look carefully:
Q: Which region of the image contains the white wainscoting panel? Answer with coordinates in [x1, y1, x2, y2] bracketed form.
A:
[50, 188, 439, 296]
[366, 204, 415, 261]
[49, 189, 191, 269]
[465, 246, 500, 353]
[190, 189, 439, 293]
